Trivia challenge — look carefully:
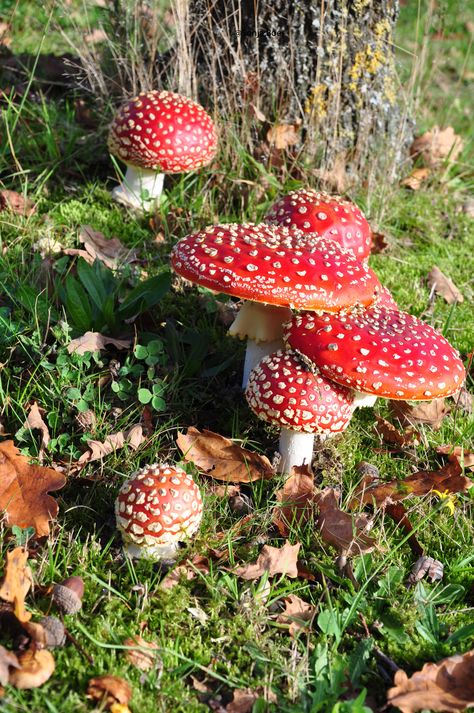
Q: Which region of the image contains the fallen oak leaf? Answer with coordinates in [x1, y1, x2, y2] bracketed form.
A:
[387, 650, 474, 713]
[22, 402, 50, 452]
[226, 688, 259, 713]
[78, 424, 144, 465]
[351, 459, 472, 509]
[0, 441, 65, 536]
[67, 331, 132, 356]
[427, 266, 464, 304]
[401, 167, 431, 190]
[315, 488, 376, 557]
[436, 446, 474, 471]
[87, 675, 132, 709]
[176, 427, 275, 483]
[273, 465, 318, 537]
[276, 594, 316, 637]
[123, 635, 160, 672]
[266, 123, 300, 150]
[0, 190, 36, 217]
[374, 415, 420, 447]
[234, 542, 300, 580]
[0, 547, 33, 622]
[159, 554, 211, 590]
[8, 649, 55, 690]
[391, 398, 450, 430]
[410, 125, 464, 168]
[79, 225, 138, 270]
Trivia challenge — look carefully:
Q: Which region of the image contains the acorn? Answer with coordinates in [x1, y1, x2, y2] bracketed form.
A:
[52, 576, 84, 615]
[39, 616, 66, 648]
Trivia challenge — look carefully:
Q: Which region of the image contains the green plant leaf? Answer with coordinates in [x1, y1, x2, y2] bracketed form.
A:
[138, 388, 152, 404]
[119, 271, 171, 320]
[65, 274, 93, 332]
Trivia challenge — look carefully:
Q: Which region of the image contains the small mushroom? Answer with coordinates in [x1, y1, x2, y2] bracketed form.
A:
[265, 188, 373, 260]
[171, 223, 381, 386]
[108, 90, 217, 210]
[115, 464, 203, 561]
[245, 350, 355, 472]
[284, 305, 466, 406]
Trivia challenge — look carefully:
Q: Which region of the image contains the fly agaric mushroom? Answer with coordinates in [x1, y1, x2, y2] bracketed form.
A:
[374, 285, 398, 311]
[115, 464, 203, 560]
[265, 188, 373, 260]
[245, 349, 355, 472]
[171, 222, 381, 386]
[284, 306, 466, 408]
[108, 90, 217, 210]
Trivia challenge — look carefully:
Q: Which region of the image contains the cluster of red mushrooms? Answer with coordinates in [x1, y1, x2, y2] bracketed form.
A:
[109, 90, 466, 561]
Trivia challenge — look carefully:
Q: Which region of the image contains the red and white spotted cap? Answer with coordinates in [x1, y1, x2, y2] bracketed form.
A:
[265, 189, 373, 259]
[374, 285, 399, 311]
[284, 307, 466, 400]
[115, 463, 203, 560]
[245, 349, 355, 434]
[171, 223, 380, 311]
[108, 90, 217, 173]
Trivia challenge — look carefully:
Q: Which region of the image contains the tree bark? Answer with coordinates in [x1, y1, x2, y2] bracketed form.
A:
[167, 0, 411, 179]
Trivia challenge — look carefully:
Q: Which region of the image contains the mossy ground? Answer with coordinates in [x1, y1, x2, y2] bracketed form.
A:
[0, 1, 473, 711]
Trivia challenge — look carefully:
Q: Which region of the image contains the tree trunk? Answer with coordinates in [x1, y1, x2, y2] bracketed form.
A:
[167, 0, 412, 179]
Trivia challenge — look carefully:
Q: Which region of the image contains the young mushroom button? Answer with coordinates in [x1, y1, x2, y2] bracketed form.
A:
[245, 349, 355, 473]
[171, 222, 381, 386]
[115, 464, 203, 561]
[265, 188, 373, 260]
[108, 90, 217, 211]
[284, 306, 466, 405]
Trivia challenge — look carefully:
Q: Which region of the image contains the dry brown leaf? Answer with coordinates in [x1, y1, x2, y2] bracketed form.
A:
[436, 446, 474, 470]
[87, 675, 132, 708]
[391, 398, 450, 430]
[266, 123, 300, 150]
[273, 465, 318, 536]
[407, 556, 444, 586]
[176, 427, 275, 483]
[67, 331, 132, 355]
[0, 547, 33, 622]
[79, 225, 138, 270]
[0, 190, 36, 217]
[387, 650, 474, 712]
[315, 154, 351, 193]
[277, 594, 315, 637]
[159, 555, 211, 590]
[411, 126, 464, 168]
[234, 542, 300, 580]
[375, 415, 420, 447]
[371, 230, 390, 254]
[23, 402, 50, 451]
[226, 688, 259, 713]
[0, 22, 12, 47]
[210, 483, 241, 498]
[351, 459, 472, 509]
[8, 649, 55, 690]
[78, 424, 144, 465]
[315, 488, 375, 556]
[401, 167, 431, 190]
[123, 635, 160, 672]
[384, 502, 424, 557]
[0, 645, 19, 686]
[452, 386, 473, 415]
[84, 28, 108, 44]
[251, 104, 267, 122]
[0, 441, 65, 536]
[427, 266, 464, 304]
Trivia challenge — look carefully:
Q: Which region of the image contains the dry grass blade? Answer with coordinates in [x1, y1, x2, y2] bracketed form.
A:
[176, 428, 275, 483]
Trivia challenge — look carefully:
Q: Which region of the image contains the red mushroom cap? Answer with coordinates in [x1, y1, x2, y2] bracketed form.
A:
[284, 307, 466, 400]
[108, 90, 217, 173]
[265, 189, 373, 259]
[245, 349, 355, 434]
[115, 464, 203, 559]
[374, 285, 399, 311]
[171, 223, 380, 311]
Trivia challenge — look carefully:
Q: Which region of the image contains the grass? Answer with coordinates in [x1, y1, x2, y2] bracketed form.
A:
[0, 0, 473, 711]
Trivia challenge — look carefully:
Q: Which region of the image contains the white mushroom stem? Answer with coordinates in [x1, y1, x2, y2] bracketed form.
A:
[123, 539, 180, 562]
[228, 301, 292, 388]
[353, 391, 378, 408]
[278, 428, 315, 474]
[242, 338, 284, 388]
[111, 166, 165, 211]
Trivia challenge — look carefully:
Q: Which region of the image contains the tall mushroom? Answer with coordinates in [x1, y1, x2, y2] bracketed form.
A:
[245, 350, 355, 472]
[171, 222, 381, 386]
[265, 188, 373, 260]
[108, 91, 218, 211]
[284, 306, 466, 407]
